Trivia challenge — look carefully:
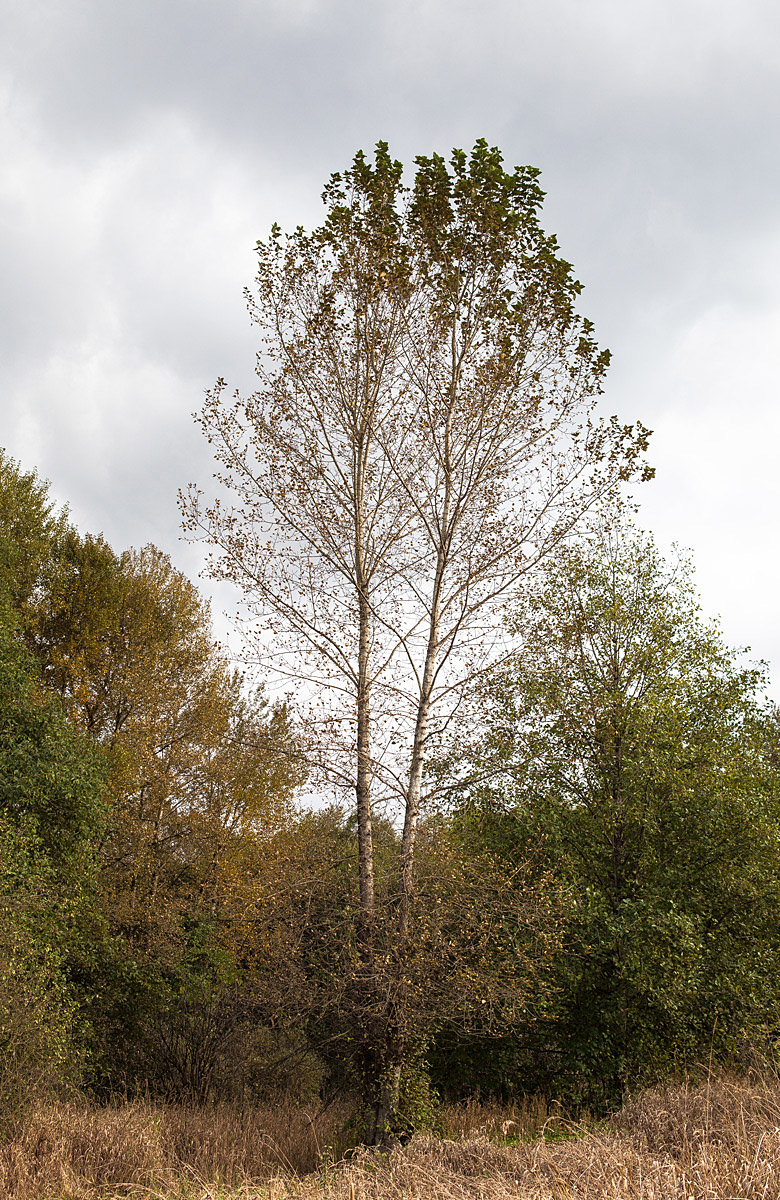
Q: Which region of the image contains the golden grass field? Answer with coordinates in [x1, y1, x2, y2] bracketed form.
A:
[1, 1074, 779, 1199]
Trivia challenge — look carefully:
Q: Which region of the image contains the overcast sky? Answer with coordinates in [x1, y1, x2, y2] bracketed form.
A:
[2, 0, 779, 691]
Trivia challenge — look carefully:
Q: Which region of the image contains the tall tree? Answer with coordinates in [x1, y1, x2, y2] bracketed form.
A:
[31, 535, 300, 941]
[0, 593, 106, 1120]
[0, 450, 306, 1101]
[182, 141, 652, 1138]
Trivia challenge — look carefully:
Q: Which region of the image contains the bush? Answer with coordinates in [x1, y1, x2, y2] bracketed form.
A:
[0, 820, 86, 1125]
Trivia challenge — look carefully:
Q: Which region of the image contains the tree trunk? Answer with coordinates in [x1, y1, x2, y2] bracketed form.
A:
[355, 578, 375, 932]
[398, 515, 448, 939]
[369, 1054, 404, 1146]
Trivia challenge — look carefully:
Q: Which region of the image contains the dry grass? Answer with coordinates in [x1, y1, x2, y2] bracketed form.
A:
[438, 1093, 556, 1142]
[2, 1075, 780, 1198]
[0, 1096, 353, 1198]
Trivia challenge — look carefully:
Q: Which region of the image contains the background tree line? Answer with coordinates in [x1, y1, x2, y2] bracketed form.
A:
[2, 447, 779, 1132]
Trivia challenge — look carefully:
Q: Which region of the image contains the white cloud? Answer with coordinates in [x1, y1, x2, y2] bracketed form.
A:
[636, 300, 780, 686]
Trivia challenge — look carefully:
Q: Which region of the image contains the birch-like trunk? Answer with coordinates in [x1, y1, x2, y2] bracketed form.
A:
[398, 395, 455, 940]
[353, 414, 376, 931]
[397, 633, 438, 940]
[356, 580, 375, 929]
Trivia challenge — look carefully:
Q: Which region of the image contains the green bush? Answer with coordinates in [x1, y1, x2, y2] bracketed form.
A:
[0, 819, 86, 1125]
[451, 529, 780, 1105]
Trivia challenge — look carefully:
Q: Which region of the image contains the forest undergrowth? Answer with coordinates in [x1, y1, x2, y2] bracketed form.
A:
[1, 1074, 780, 1199]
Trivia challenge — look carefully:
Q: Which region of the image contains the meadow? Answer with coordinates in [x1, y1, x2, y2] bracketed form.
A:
[1, 1074, 779, 1200]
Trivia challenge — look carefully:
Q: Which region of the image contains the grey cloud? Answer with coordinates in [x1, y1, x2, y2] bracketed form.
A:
[1, 0, 779, 686]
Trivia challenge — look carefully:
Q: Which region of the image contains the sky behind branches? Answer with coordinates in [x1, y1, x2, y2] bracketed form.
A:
[2, 0, 779, 690]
